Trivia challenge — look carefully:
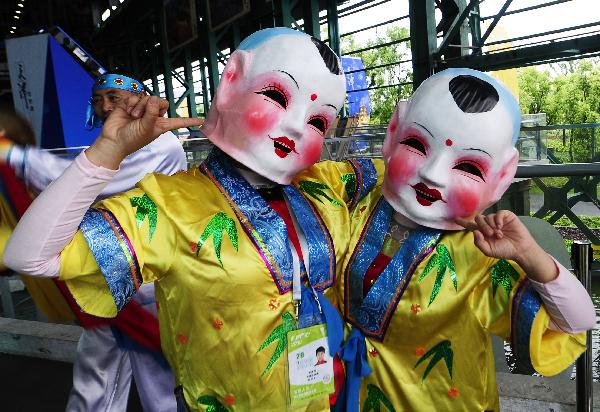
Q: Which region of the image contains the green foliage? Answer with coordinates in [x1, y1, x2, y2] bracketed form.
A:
[529, 176, 569, 195]
[518, 67, 552, 116]
[519, 59, 600, 162]
[341, 25, 412, 124]
[539, 214, 600, 229]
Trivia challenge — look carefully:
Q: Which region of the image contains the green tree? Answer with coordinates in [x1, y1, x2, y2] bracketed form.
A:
[518, 67, 551, 117]
[518, 59, 600, 162]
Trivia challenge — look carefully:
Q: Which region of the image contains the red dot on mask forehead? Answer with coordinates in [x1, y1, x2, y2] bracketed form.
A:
[445, 139, 453, 146]
[310, 93, 317, 101]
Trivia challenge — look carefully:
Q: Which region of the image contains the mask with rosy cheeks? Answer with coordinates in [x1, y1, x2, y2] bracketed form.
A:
[202, 28, 346, 184]
[382, 68, 522, 230]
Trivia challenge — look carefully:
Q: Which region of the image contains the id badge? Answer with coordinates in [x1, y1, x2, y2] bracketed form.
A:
[287, 323, 334, 406]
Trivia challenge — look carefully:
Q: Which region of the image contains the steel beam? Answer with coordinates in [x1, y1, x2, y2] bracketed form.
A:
[443, 33, 600, 71]
[409, 0, 437, 87]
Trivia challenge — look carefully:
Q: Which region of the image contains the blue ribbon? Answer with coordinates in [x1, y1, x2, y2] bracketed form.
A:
[297, 285, 344, 358]
[337, 327, 372, 412]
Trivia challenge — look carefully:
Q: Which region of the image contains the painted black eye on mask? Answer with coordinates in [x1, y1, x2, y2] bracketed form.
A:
[453, 162, 485, 181]
[256, 87, 288, 109]
[400, 138, 427, 155]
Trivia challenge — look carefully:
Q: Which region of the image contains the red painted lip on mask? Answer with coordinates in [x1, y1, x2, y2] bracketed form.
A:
[412, 182, 445, 206]
[269, 136, 298, 158]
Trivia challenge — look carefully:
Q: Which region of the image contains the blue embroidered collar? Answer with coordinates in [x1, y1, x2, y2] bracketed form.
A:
[201, 149, 336, 293]
[345, 197, 441, 341]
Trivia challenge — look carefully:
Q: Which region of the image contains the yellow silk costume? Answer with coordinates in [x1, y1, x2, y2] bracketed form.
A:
[0, 187, 74, 322]
[339, 183, 586, 412]
[59, 150, 378, 411]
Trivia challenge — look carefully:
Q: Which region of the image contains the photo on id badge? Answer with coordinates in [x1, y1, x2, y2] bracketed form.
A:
[287, 324, 334, 405]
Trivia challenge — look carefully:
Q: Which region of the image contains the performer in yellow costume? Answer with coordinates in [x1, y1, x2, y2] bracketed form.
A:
[0, 115, 73, 321]
[336, 69, 596, 411]
[6, 28, 378, 411]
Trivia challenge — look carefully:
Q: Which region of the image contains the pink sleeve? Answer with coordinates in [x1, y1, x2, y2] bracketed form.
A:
[3, 152, 118, 277]
[529, 256, 596, 333]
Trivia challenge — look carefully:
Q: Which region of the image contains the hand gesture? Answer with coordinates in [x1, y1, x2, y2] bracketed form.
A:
[455, 210, 536, 261]
[455, 210, 558, 283]
[86, 96, 203, 169]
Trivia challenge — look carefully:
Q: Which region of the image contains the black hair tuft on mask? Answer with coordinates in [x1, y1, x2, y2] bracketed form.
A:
[448, 75, 499, 113]
[310, 37, 341, 75]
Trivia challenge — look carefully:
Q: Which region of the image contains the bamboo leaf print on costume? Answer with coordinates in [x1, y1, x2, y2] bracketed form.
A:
[414, 339, 454, 381]
[257, 312, 297, 377]
[362, 384, 396, 412]
[196, 395, 229, 412]
[130, 193, 158, 241]
[195, 212, 239, 267]
[418, 243, 457, 306]
[341, 173, 357, 199]
[490, 259, 520, 297]
[299, 180, 342, 206]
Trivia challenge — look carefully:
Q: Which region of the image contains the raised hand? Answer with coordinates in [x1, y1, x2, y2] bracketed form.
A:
[455, 210, 558, 283]
[85, 96, 203, 169]
[126, 94, 170, 119]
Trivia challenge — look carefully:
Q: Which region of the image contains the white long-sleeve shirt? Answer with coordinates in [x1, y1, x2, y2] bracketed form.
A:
[7, 131, 186, 198]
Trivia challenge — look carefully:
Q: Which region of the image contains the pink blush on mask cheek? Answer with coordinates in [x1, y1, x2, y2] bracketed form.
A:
[243, 104, 279, 136]
[447, 186, 481, 219]
[301, 138, 323, 166]
[387, 155, 418, 189]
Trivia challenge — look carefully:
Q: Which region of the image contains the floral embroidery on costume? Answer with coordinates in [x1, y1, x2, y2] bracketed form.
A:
[341, 173, 357, 199]
[362, 384, 396, 412]
[491, 259, 520, 297]
[130, 193, 158, 241]
[448, 387, 460, 398]
[223, 394, 235, 406]
[196, 395, 229, 411]
[298, 180, 342, 206]
[411, 303, 421, 314]
[413, 339, 454, 381]
[268, 297, 280, 310]
[195, 212, 238, 266]
[418, 243, 457, 306]
[257, 312, 297, 377]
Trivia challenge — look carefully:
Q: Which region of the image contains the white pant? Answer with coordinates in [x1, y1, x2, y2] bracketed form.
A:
[65, 283, 176, 412]
[65, 326, 177, 412]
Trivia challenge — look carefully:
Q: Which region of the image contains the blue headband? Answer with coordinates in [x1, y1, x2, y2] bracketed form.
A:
[85, 74, 145, 130]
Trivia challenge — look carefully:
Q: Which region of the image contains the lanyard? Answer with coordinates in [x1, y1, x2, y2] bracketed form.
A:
[291, 237, 302, 319]
[285, 194, 322, 321]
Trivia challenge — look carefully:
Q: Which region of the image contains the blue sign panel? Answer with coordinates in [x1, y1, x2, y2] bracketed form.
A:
[341, 57, 371, 117]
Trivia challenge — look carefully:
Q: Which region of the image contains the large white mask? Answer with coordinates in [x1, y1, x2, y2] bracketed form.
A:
[202, 28, 346, 184]
[382, 68, 521, 230]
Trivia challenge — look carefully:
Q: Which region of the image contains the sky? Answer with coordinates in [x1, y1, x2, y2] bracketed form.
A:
[337, 0, 600, 53]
